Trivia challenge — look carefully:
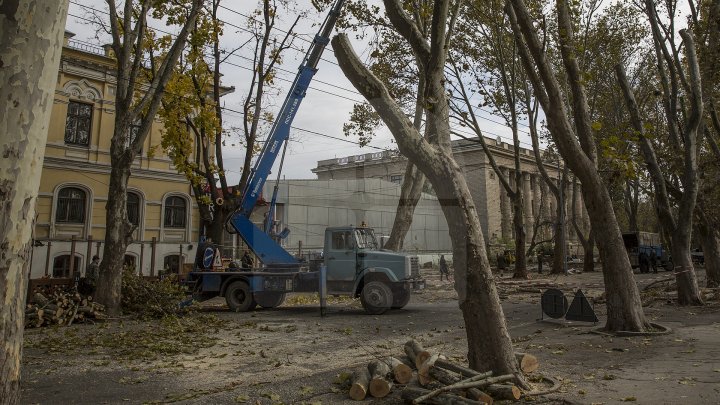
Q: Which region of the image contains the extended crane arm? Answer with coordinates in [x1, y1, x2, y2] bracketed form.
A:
[226, 0, 345, 265]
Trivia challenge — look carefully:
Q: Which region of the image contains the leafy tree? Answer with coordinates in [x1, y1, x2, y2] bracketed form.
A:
[160, 0, 299, 245]
[333, 0, 530, 382]
[506, 0, 650, 331]
[95, 0, 203, 316]
[0, 2, 70, 402]
[616, 0, 704, 305]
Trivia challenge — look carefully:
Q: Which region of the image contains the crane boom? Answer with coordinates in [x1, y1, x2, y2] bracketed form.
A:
[226, 0, 345, 265]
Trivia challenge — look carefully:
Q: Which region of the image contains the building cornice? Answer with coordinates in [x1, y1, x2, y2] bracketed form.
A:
[43, 157, 190, 183]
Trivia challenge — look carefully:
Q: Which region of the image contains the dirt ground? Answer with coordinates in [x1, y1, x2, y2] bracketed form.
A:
[20, 265, 720, 405]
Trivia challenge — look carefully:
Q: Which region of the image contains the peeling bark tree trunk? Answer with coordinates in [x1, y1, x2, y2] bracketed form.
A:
[507, 0, 650, 331]
[384, 70, 427, 252]
[0, 2, 69, 402]
[331, 1, 526, 382]
[384, 163, 425, 251]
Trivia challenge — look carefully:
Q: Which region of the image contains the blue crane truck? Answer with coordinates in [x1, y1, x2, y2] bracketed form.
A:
[185, 0, 423, 315]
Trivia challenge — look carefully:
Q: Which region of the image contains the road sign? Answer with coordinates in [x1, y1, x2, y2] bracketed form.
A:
[202, 247, 214, 269]
[541, 288, 568, 319]
[213, 248, 223, 268]
[565, 289, 598, 322]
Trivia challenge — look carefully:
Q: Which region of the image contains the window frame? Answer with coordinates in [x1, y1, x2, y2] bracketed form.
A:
[64, 101, 93, 146]
[56, 187, 87, 224]
[163, 196, 187, 228]
[127, 192, 141, 226]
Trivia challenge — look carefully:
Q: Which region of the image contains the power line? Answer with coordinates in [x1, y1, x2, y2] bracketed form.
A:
[66, 3, 534, 148]
[68, 1, 534, 134]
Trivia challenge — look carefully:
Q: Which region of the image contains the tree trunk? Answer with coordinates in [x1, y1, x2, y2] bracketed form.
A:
[696, 218, 718, 284]
[695, 216, 720, 288]
[507, 0, 649, 332]
[96, 160, 132, 315]
[670, 237, 703, 305]
[511, 193, 527, 278]
[0, 2, 69, 403]
[332, 24, 526, 384]
[384, 162, 425, 251]
[552, 199, 564, 274]
[584, 231, 595, 272]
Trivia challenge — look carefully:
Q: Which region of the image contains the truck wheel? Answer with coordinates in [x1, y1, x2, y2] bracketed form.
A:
[392, 287, 411, 309]
[361, 281, 393, 315]
[225, 280, 256, 312]
[255, 292, 286, 309]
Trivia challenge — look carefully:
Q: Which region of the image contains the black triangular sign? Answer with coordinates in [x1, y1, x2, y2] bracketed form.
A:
[565, 289, 599, 322]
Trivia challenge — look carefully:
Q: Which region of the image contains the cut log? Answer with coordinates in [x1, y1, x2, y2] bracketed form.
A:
[34, 293, 50, 307]
[387, 357, 413, 384]
[515, 353, 538, 374]
[418, 354, 439, 386]
[485, 384, 521, 400]
[405, 340, 431, 368]
[435, 358, 480, 378]
[402, 387, 478, 405]
[349, 368, 371, 400]
[427, 367, 493, 404]
[412, 374, 513, 404]
[368, 360, 393, 398]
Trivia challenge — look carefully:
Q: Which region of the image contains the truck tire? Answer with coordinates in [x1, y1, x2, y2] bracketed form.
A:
[392, 287, 411, 309]
[255, 292, 286, 309]
[225, 280, 257, 312]
[361, 281, 393, 315]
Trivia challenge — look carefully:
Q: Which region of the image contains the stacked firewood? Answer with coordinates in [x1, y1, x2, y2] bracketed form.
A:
[347, 340, 538, 404]
[25, 291, 106, 328]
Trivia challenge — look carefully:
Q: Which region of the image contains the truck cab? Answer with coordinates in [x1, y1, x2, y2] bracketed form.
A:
[323, 226, 421, 314]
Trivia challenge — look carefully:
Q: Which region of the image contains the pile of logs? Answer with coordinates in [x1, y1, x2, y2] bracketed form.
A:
[25, 290, 106, 328]
[347, 340, 539, 404]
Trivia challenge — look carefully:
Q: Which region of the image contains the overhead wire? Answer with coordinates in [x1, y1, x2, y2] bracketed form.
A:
[67, 1, 537, 146]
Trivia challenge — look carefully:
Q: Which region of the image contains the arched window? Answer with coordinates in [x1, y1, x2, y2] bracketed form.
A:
[56, 187, 86, 223]
[124, 254, 137, 269]
[164, 196, 186, 228]
[127, 192, 140, 226]
[53, 254, 81, 278]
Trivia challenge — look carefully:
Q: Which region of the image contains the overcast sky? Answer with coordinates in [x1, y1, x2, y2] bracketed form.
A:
[64, 1, 533, 182]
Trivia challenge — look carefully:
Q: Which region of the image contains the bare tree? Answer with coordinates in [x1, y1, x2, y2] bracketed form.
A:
[332, 0, 529, 381]
[95, 0, 202, 315]
[0, 1, 69, 402]
[506, 0, 650, 331]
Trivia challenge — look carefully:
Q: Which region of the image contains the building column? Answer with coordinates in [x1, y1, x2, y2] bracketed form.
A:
[500, 167, 512, 240]
[523, 172, 534, 224]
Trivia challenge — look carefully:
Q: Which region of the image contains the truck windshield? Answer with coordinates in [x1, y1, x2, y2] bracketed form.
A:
[355, 228, 378, 250]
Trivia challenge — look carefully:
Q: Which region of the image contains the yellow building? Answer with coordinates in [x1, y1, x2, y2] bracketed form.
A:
[30, 32, 201, 278]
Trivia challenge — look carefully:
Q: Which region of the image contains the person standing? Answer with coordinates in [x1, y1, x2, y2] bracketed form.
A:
[83, 255, 100, 295]
[650, 250, 658, 274]
[638, 251, 649, 274]
[497, 252, 507, 275]
[439, 254, 450, 281]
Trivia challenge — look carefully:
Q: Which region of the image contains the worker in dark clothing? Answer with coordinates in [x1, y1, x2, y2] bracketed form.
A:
[650, 250, 658, 273]
[241, 250, 254, 270]
[497, 253, 507, 275]
[639, 251, 649, 274]
[439, 255, 450, 281]
[80, 255, 100, 295]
